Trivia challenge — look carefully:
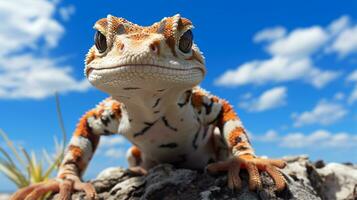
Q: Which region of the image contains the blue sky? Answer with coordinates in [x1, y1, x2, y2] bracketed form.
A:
[1, 0, 357, 191]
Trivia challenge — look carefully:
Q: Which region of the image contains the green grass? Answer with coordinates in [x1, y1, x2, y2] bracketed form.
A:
[0, 93, 67, 188]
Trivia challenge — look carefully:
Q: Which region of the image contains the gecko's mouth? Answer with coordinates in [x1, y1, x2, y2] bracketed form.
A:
[87, 63, 205, 92]
[86, 64, 204, 77]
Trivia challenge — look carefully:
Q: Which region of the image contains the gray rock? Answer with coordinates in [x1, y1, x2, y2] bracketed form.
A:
[0, 193, 11, 200]
[51, 156, 357, 200]
[315, 163, 357, 200]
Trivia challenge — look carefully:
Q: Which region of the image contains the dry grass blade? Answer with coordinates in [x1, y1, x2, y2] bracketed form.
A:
[0, 93, 68, 188]
[55, 92, 67, 154]
[0, 129, 27, 168]
[0, 159, 28, 187]
[0, 154, 29, 187]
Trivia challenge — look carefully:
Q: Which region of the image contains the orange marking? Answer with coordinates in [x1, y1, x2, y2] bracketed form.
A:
[159, 17, 177, 57]
[68, 145, 86, 171]
[111, 100, 122, 119]
[211, 96, 219, 103]
[191, 90, 205, 109]
[74, 110, 100, 150]
[110, 17, 128, 34]
[68, 145, 83, 162]
[67, 145, 91, 172]
[96, 18, 108, 29]
[74, 110, 96, 138]
[58, 173, 66, 179]
[130, 146, 141, 159]
[219, 100, 239, 126]
[177, 17, 192, 31]
[227, 127, 245, 147]
[129, 33, 150, 40]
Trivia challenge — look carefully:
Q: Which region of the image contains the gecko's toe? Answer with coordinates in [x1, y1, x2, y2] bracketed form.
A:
[128, 166, 148, 175]
[268, 159, 287, 169]
[265, 165, 286, 192]
[246, 162, 262, 191]
[58, 179, 74, 200]
[73, 179, 98, 200]
[10, 183, 40, 200]
[227, 160, 242, 190]
[206, 160, 230, 174]
[24, 181, 60, 200]
[11, 181, 59, 200]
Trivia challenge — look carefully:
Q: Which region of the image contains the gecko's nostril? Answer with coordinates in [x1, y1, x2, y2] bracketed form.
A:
[150, 44, 157, 52]
[150, 41, 160, 55]
[119, 43, 125, 51]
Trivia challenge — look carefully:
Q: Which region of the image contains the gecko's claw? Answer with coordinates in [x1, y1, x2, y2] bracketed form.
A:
[10, 180, 59, 200]
[10, 178, 98, 200]
[58, 179, 73, 200]
[73, 178, 97, 200]
[227, 159, 242, 190]
[206, 159, 242, 190]
[206, 155, 287, 192]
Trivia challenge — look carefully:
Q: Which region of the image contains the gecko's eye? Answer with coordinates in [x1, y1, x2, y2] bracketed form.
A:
[94, 31, 107, 53]
[178, 30, 193, 54]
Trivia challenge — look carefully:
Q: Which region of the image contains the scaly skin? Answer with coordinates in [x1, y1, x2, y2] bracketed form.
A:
[11, 14, 286, 200]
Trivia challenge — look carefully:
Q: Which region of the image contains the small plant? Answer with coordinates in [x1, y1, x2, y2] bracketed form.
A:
[0, 93, 67, 188]
[0, 130, 64, 188]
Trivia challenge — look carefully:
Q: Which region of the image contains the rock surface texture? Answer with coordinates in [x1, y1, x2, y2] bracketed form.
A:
[51, 156, 357, 200]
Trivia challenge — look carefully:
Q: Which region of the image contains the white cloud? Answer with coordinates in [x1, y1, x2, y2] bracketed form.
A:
[215, 16, 351, 88]
[215, 56, 339, 88]
[308, 69, 341, 89]
[100, 135, 126, 147]
[280, 130, 357, 148]
[333, 92, 345, 101]
[292, 101, 348, 127]
[59, 5, 75, 21]
[239, 86, 287, 112]
[267, 26, 328, 58]
[330, 26, 357, 57]
[0, 55, 90, 99]
[97, 136, 127, 159]
[349, 86, 357, 104]
[347, 70, 357, 82]
[0, 0, 64, 54]
[103, 148, 126, 159]
[327, 15, 351, 35]
[253, 26, 286, 43]
[347, 70, 357, 104]
[253, 129, 279, 142]
[254, 129, 357, 149]
[0, 0, 91, 99]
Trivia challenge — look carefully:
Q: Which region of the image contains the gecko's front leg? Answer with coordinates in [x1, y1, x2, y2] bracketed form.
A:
[11, 98, 123, 200]
[206, 100, 287, 191]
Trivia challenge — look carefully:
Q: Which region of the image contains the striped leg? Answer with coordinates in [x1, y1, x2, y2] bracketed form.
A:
[11, 98, 123, 200]
[206, 100, 287, 192]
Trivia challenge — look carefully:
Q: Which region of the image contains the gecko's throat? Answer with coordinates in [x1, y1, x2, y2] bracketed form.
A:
[87, 64, 204, 94]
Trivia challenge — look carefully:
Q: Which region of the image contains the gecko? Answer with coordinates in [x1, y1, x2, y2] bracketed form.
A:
[11, 14, 287, 200]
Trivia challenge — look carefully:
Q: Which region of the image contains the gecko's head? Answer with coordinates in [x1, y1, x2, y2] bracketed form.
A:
[85, 14, 205, 95]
